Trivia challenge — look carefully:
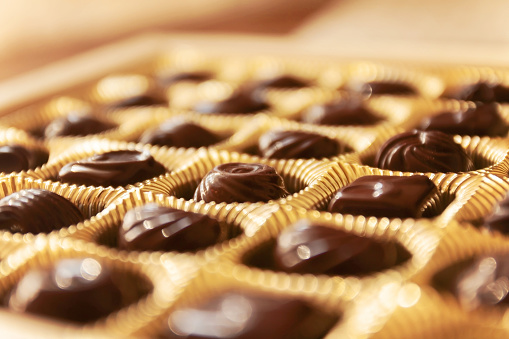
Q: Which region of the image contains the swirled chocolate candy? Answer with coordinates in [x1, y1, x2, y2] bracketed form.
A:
[0, 145, 48, 173]
[118, 204, 221, 252]
[354, 81, 417, 96]
[193, 89, 269, 114]
[444, 82, 509, 103]
[157, 71, 212, 88]
[44, 114, 116, 138]
[258, 130, 343, 159]
[273, 220, 407, 275]
[375, 130, 475, 173]
[483, 193, 509, 235]
[58, 150, 166, 187]
[7, 258, 124, 323]
[255, 75, 308, 89]
[194, 163, 289, 204]
[328, 175, 438, 219]
[302, 99, 381, 126]
[139, 119, 221, 148]
[0, 189, 84, 233]
[163, 291, 338, 339]
[419, 103, 508, 137]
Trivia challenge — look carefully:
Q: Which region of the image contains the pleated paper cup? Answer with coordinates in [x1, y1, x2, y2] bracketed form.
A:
[0, 235, 198, 337]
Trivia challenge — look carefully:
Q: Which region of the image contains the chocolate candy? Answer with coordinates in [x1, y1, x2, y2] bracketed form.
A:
[107, 94, 167, 109]
[419, 103, 508, 137]
[44, 114, 115, 138]
[302, 99, 381, 126]
[0, 145, 48, 173]
[483, 193, 509, 235]
[328, 175, 438, 219]
[58, 150, 166, 187]
[139, 119, 220, 148]
[157, 71, 212, 88]
[163, 291, 338, 339]
[258, 130, 342, 159]
[194, 163, 289, 204]
[356, 81, 417, 96]
[374, 130, 475, 173]
[118, 204, 221, 252]
[274, 220, 404, 275]
[255, 75, 308, 89]
[0, 189, 84, 234]
[445, 82, 509, 103]
[8, 258, 124, 323]
[193, 89, 269, 114]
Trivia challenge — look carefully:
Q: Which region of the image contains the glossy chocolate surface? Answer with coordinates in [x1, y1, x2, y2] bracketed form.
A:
[139, 119, 221, 148]
[193, 89, 269, 114]
[157, 71, 212, 88]
[44, 114, 116, 138]
[164, 291, 338, 339]
[8, 258, 123, 323]
[328, 175, 438, 219]
[302, 99, 381, 126]
[258, 130, 342, 159]
[255, 75, 308, 89]
[58, 150, 166, 187]
[273, 220, 405, 275]
[194, 163, 289, 204]
[0, 145, 48, 173]
[357, 81, 417, 96]
[483, 193, 509, 235]
[445, 82, 509, 103]
[118, 204, 221, 252]
[0, 189, 84, 234]
[419, 103, 508, 137]
[107, 94, 167, 109]
[375, 130, 475, 173]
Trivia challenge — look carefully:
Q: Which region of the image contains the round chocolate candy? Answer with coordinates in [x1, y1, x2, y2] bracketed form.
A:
[8, 258, 124, 323]
[255, 75, 308, 89]
[302, 99, 381, 126]
[139, 119, 221, 148]
[194, 163, 289, 204]
[274, 220, 402, 275]
[0, 144, 48, 173]
[419, 103, 508, 137]
[106, 94, 167, 109]
[193, 89, 269, 114]
[118, 204, 221, 252]
[44, 114, 116, 138]
[163, 291, 338, 339]
[58, 150, 166, 187]
[374, 130, 475, 173]
[0, 189, 84, 234]
[354, 80, 417, 96]
[327, 175, 438, 219]
[258, 130, 342, 159]
[156, 71, 212, 88]
[445, 82, 509, 103]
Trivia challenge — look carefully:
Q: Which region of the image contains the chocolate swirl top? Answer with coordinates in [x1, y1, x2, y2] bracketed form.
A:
[0, 189, 84, 234]
[0, 145, 48, 173]
[118, 204, 221, 252]
[258, 130, 342, 159]
[139, 119, 221, 148]
[194, 163, 289, 203]
[375, 130, 475, 173]
[44, 114, 116, 138]
[58, 150, 166, 187]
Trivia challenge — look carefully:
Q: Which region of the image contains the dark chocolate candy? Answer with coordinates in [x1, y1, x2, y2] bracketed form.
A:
[419, 103, 508, 137]
[194, 162, 289, 204]
[118, 204, 221, 252]
[483, 193, 509, 235]
[193, 89, 269, 114]
[157, 71, 212, 88]
[8, 258, 123, 323]
[302, 99, 381, 126]
[139, 119, 220, 148]
[328, 175, 438, 219]
[163, 291, 338, 339]
[0, 145, 48, 173]
[374, 130, 475, 173]
[255, 75, 308, 89]
[58, 150, 166, 187]
[107, 94, 167, 109]
[0, 189, 84, 234]
[357, 81, 417, 96]
[258, 130, 343, 159]
[445, 82, 509, 103]
[44, 114, 116, 138]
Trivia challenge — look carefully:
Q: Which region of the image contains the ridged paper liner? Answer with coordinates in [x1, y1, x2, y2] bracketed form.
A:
[0, 235, 198, 337]
[138, 147, 339, 210]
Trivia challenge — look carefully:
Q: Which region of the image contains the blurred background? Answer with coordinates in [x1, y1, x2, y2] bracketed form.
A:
[1, 0, 508, 80]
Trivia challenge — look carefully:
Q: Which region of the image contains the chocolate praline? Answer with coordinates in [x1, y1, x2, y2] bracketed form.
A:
[444, 82, 509, 103]
[374, 130, 475, 173]
[193, 89, 269, 114]
[163, 291, 338, 339]
[258, 130, 343, 159]
[106, 94, 167, 109]
[255, 75, 308, 89]
[0, 145, 48, 173]
[156, 71, 212, 88]
[354, 81, 417, 96]
[139, 119, 221, 148]
[302, 99, 381, 126]
[118, 204, 221, 252]
[58, 150, 166, 187]
[7, 258, 124, 323]
[44, 114, 116, 138]
[328, 175, 438, 219]
[419, 103, 508, 137]
[194, 163, 289, 204]
[0, 189, 84, 234]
